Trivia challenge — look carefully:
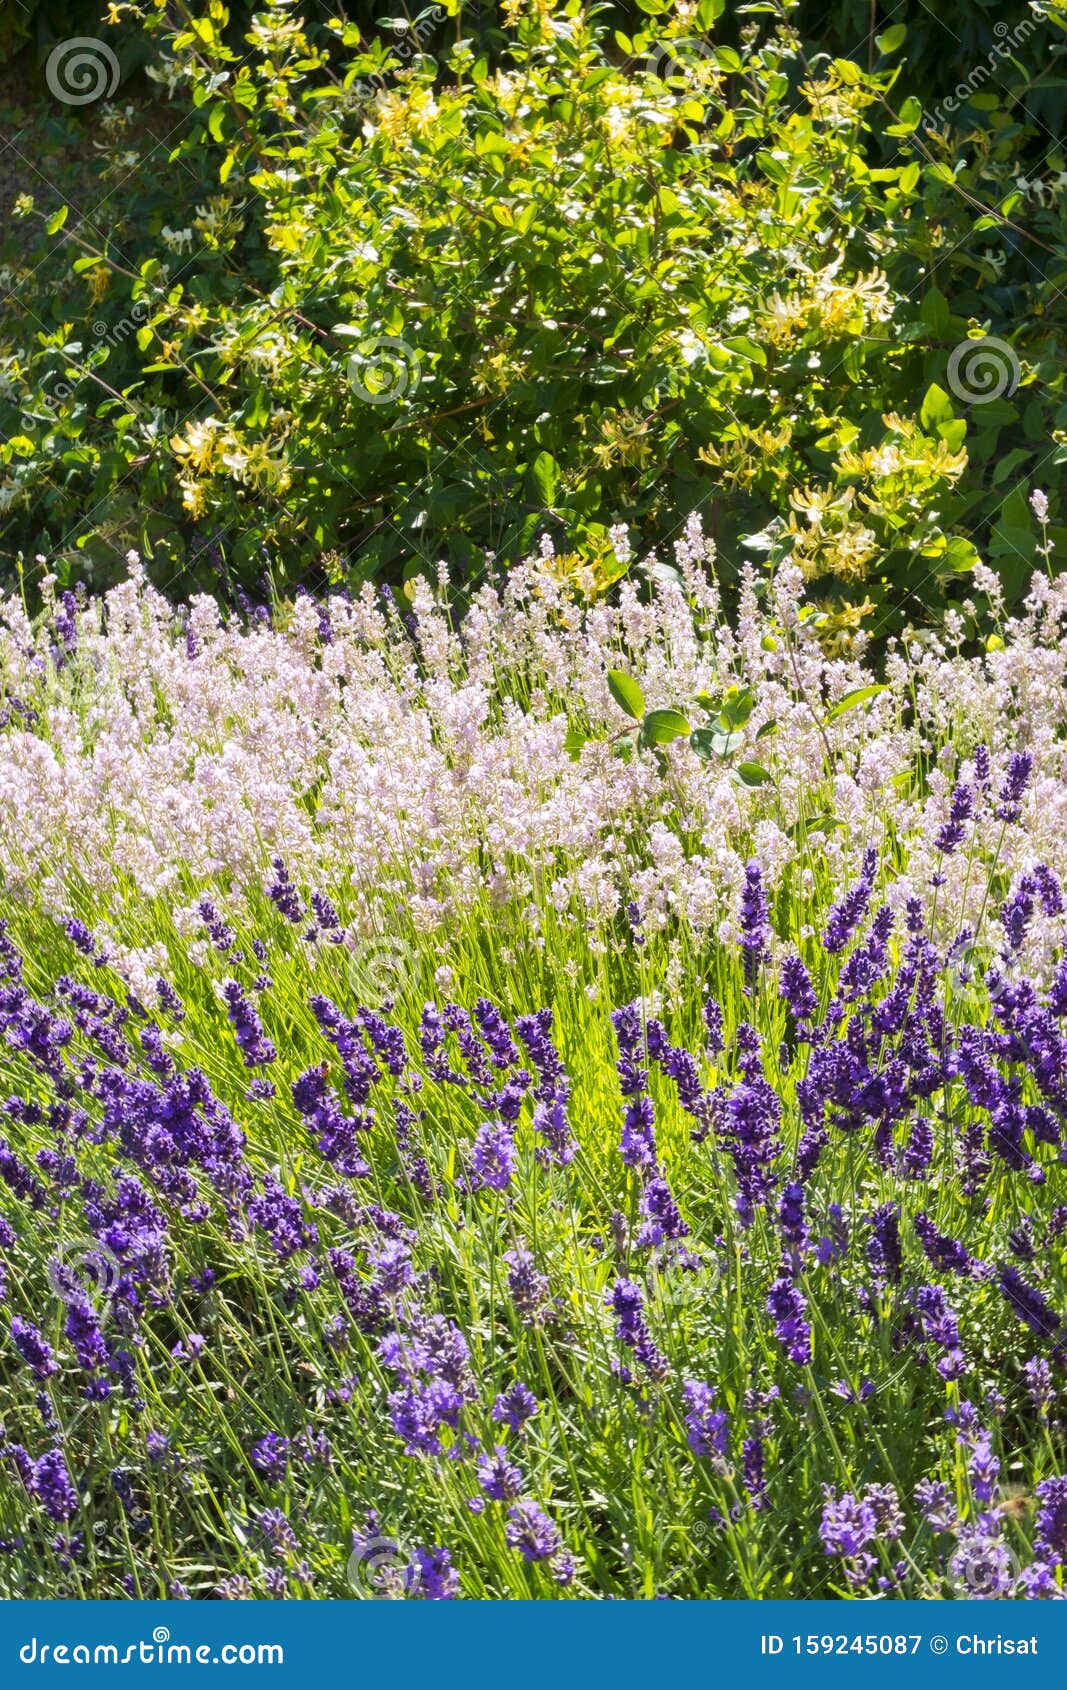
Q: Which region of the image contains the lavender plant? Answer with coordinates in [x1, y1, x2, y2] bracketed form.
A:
[1, 805, 1066, 1596]
[2, 515, 1067, 1596]
[3, 528, 1067, 995]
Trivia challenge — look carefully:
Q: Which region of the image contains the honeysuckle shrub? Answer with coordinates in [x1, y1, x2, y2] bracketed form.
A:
[2, 0, 1065, 628]
[0, 1, 104, 61]
[798, 0, 1067, 147]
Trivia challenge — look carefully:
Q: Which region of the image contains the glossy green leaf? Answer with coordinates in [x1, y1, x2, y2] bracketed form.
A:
[826, 686, 887, 722]
[607, 671, 645, 721]
[641, 707, 691, 744]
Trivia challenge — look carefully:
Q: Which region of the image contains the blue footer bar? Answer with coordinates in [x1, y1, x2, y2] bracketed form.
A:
[0, 1601, 1063, 1683]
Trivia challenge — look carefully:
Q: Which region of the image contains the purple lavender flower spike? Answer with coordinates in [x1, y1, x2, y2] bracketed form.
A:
[492, 1382, 539, 1435]
[681, 1381, 729, 1465]
[477, 1446, 524, 1502]
[820, 1490, 876, 1586]
[607, 1278, 668, 1381]
[998, 1265, 1061, 1340]
[407, 1546, 459, 1600]
[31, 1450, 79, 1522]
[505, 1499, 562, 1563]
[1035, 1477, 1067, 1565]
[779, 953, 818, 1027]
[470, 1121, 516, 1192]
[222, 982, 277, 1068]
[994, 752, 1033, 823]
[766, 1276, 812, 1366]
[10, 1317, 57, 1380]
[265, 858, 306, 925]
[823, 847, 877, 954]
[739, 860, 772, 988]
[935, 778, 974, 854]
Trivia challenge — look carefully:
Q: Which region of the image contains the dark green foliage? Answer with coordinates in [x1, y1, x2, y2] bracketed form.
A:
[0, 0, 1064, 634]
